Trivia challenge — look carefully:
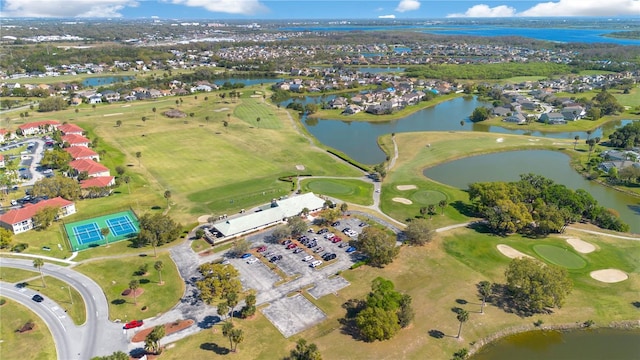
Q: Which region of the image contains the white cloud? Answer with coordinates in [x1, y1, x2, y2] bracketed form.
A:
[378, 14, 396, 19]
[1, 0, 137, 18]
[395, 0, 420, 13]
[168, 0, 267, 15]
[447, 4, 516, 18]
[519, 0, 640, 17]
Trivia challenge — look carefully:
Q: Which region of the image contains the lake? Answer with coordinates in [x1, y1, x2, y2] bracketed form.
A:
[82, 76, 134, 87]
[423, 150, 640, 233]
[471, 328, 640, 360]
[212, 78, 282, 87]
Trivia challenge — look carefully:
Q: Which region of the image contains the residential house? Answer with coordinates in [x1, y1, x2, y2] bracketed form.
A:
[503, 112, 527, 124]
[561, 106, 585, 121]
[539, 112, 566, 125]
[102, 90, 120, 103]
[58, 123, 84, 135]
[0, 197, 76, 234]
[87, 94, 102, 104]
[342, 104, 363, 115]
[80, 176, 115, 198]
[492, 106, 511, 117]
[69, 159, 110, 178]
[18, 120, 60, 136]
[0, 129, 9, 142]
[329, 97, 348, 109]
[64, 146, 100, 161]
[61, 134, 91, 147]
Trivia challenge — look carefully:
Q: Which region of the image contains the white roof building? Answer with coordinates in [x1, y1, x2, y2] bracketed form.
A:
[211, 193, 326, 240]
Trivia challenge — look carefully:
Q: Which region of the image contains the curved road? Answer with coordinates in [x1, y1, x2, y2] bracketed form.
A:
[1, 258, 128, 358]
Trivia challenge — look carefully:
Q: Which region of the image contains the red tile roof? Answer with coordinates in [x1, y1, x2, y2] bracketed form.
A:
[61, 134, 90, 145]
[0, 197, 73, 225]
[64, 146, 98, 159]
[69, 159, 109, 175]
[0, 129, 7, 135]
[80, 176, 115, 188]
[57, 123, 84, 134]
[18, 120, 60, 130]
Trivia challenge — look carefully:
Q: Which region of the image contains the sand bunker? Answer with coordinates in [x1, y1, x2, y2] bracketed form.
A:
[214, 107, 229, 112]
[590, 269, 628, 283]
[497, 244, 533, 259]
[103, 113, 123, 117]
[566, 238, 596, 254]
[392, 197, 413, 205]
[396, 185, 417, 191]
[496, 137, 504, 143]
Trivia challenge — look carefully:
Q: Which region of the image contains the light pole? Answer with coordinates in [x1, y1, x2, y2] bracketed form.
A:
[62, 286, 73, 304]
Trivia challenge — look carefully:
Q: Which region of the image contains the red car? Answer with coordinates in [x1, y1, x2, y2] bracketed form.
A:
[256, 246, 267, 252]
[124, 320, 144, 329]
[331, 236, 342, 243]
[287, 243, 298, 249]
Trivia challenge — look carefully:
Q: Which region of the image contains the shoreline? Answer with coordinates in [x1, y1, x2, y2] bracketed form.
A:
[468, 319, 640, 357]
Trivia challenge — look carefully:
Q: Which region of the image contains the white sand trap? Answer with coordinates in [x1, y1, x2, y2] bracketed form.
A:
[590, 269, 628, 283]
[214, 107, 230, 112]
[392, 197, 413, 205]
[496, 137, 504, 143]
[295, 165, 305, 171]
[396, 185, 417, 191]
[250, 95, 262, 98]
[566, 238, 596, 254]
[197, 215, 211, 223]
[121, 104, 131, 108]
[497, 244, 533, 259]
[103, 113, 123, 117]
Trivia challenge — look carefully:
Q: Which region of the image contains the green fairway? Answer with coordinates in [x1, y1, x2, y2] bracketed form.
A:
[533, 244, 587, 269]
[234, 96, 282, 129]
[302, 178, 374, 205]
[0, 298, 56, 360]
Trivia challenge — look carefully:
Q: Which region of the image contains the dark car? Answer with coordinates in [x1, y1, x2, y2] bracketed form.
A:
[269, 255, 283, 263]
[32, 294, 44, 303]
[282, 239, 292, 246]
[331, 221, 341, 227]
[322, 253, 337, 261]
[124, 319, 144, 329]
[306, 241, 317, 248]
[316, 228, 328, 235]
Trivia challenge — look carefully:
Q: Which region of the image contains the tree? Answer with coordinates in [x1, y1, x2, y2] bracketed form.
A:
[135, 213, 182, 250]
[33, 258, 46, 287]
[397, 294, 414, 328]
[101, 227, 110, 246]
[196, 263, 242, 304]
[129, 279, 140, 305]
[573, 135, 580, 150]
[403, 219, 434, 246]
[135, 151, 142, 166]
[241, 293, 256, 318]
[287, 216, 307, 237]
[586, 138, 597, 160]
[152, 107, 157, 121]
[121, 175, 131, 194]
[222, 322, 234, 350]
[32, 176, 81, 200]
[91, 351, 129, 360]
[226, 291, 239, 323]
[141, 116, 147, 125]
[355, 306, 400, 342]
[164, 190, 171, 208]
[33, 206, 59, 229]
[505, 258, 573, 313]
[456, 309, 469, 339]
[354, 227, 399, 267]
[217, 302, 230, 322]
[144, 325, 165, 355]
[230, 238, 250, 257]
[427, 204, 436, 219]
[460, 120, 465, 128]
[0, 228, 13, 249]
[230, 328, 244, 352]
[271, 224, 292, 243]
[285, 338, 323, 360]
[38, 96, 68, 112]
[223, 120, 229, 128]
[438, 199, 447, 215]
[154, 261, 164, 285]
[470, 106, 490, 122]
[40, 148, 72, 169]
[340, 202, 348, 214]
[478, 281, 492, 314]
[116, 120, 122, 127]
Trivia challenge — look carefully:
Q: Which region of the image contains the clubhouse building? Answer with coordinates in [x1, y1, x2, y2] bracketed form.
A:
[208, 192, 326, 242]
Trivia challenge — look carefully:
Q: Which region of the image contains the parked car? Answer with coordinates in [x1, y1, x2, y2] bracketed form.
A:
[306, 241, 317, 248]
[287, 243, 297, 249]
[256, 246, 267, 252]
[339, 242, 349, 248]
[124, 320, 144, 329]
[240, 253, 252, 259]
[316, 228, 329, 234]
[314, 247, 324, 253]
[282, 239, 292, 246]
[331, 221, 341, 227]
[247, 257, 259, 264]
[32, 294, 44, 303]
[293, 248, 304, 254]
[358, 222, 367, 227]
[331, 236, 342, 243]
[310, 260, 323, 268]
[322, 253, 337, 261]
[302, 255, 314, 262]
[346, 247, 357, 253]
[270, 255, 283, 263]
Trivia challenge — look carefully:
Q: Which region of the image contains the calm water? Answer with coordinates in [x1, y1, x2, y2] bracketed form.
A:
[212, 78, 282, 87]
[82, 76, 133, 87]
[471, 329, 640, 360]
[423, 150, 640, 233]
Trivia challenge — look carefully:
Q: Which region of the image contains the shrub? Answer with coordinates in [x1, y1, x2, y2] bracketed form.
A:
[533, 319, 544, 327]
[11, 243, 29, 253]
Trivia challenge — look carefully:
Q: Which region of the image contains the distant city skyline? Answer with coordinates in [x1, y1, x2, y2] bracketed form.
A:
[1, 0, 639, 20]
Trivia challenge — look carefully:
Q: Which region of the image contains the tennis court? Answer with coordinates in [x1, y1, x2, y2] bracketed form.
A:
[64, 210, 140, 251]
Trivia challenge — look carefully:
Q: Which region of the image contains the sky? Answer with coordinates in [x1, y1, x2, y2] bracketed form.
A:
[1, 0, 639, 19]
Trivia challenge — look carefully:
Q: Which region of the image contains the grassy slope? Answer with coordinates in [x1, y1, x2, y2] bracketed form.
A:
[301, 178, 374, 206]
[0, 267, 39, 283]
[0, 298, 57, 360]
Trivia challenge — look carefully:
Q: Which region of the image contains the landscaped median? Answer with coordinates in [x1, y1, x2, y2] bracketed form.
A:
[0, 298, 56, 360]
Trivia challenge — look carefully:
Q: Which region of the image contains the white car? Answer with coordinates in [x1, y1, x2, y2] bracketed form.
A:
[310, 260, 323, 268]
[302, 255, 314, 262]
[246, 257, 258, 264]
[323, 233, 334, 239]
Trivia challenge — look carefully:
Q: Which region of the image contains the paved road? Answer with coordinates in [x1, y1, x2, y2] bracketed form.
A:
[1, 258, 128, 358]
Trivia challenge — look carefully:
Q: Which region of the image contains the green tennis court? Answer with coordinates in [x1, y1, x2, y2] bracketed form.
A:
[64, 210, 140, 251]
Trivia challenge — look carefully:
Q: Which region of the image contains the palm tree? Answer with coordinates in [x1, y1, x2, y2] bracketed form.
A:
[33, 258, 46, 287]
[574, 135, 580, 150]
[164, 190, 171, 208]
[205, 116, 210, 125]
[226, 292, 239, 323]
[217, 302, 229, 322]
[460, 120, 464, 128]
[586, 130, 592, 141]
[438, 200, 447, 215]
[122, 175, 131, 194]
[456, 309, 469, 339]
[135, 151, 142, 166]
[152, 107, 157, 121]
[129, 279, 140, 305]
[223, 120, 229, 128]
[154, 261, 164, 285]
[222, 322, 234, 350]
[141, 116, 147, 125]
[478, 281, 492, 314]
[116, 120, 122, 127]
[586, 139, 596, 160]
[428, 204, 436, 219]
[230, 328, 244, 352]
[101, 227, 110, 246]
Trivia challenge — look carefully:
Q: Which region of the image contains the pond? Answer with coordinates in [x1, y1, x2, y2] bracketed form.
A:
[423, 150, 640, 233]
[212, 78, 282, 87]
[82, 76, 134, 87]
[471, 328, 640, 360]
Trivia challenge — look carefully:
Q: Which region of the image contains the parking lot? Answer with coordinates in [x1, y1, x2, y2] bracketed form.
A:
[227, 216, 368, 337]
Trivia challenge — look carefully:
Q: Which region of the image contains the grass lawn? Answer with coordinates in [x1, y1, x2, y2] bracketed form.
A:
[532, 244, 587, 269]
[480, 114, 629, 133]
[233, 96, 282, 129]
[0, 267, 39, 283]
[301, 178, 374, 206]
[380, 132, 574, 225]
[0, 298, 56, 360]
[25, 276, 86, 325]
[73, 253, 183, 320]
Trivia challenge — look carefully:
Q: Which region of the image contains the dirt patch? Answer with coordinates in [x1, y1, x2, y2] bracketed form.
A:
[590, 269, 628, 283]
[131, 319, 194, 343]
[566, 237, 596, 254]
[392, 197, 413, 205]
[396, 185, 417, 191]
[496, 244, 532, 259]
[121, 288, 145, 297]
[197, 215, 211, 223]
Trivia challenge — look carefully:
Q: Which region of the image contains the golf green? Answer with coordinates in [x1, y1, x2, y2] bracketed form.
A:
[533, 244, 587, 269]
[411, 190, 447, 205]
